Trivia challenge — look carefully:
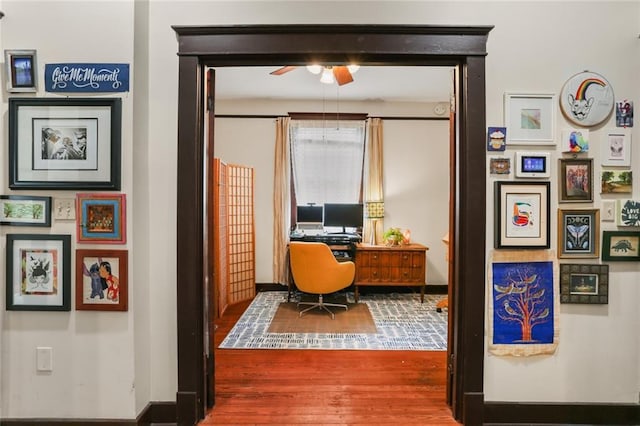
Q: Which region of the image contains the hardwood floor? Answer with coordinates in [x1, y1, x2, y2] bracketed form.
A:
[201, 295, 459, 425]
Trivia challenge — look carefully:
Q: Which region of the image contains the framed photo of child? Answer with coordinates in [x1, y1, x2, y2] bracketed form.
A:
[75, 249, 128, 311]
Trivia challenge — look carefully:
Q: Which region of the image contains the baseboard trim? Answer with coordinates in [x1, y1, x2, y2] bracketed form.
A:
[0, 419, 135, 425]
[137, 401, 176, 425]
[484, 401, 640, 425]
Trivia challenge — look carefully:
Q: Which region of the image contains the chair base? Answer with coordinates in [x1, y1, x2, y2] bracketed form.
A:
[297, 294, 348, 319]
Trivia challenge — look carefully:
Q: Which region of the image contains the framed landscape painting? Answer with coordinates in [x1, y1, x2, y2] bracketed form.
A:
[0, 195, 51, 227]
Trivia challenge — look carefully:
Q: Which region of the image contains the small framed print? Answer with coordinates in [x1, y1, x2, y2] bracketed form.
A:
[494, 181, 550, 249]
[76, 249, 128, 311]
[0, 195, 51, 227]
[76, 193, 126, 244]
[6, 234, 71, 311]
[5, 49, 37, 93]
[602, 231, 640, 261]
[616, 199, 640, 227]
[561, 128, 589, 153]
[487, 126, 507, 151]
[488, 156, 511, 176]
[601, 130, 631, 167]
[557, 208, 599, 258]
[504, 93, 556, 145]
[560, 263, 608, 304]
[615, 100, 633, 128]
[601, 170, 632, 194]
[559, 158, 593, 202]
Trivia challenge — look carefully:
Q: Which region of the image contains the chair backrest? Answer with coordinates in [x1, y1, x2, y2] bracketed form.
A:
[289, 242, 354, 295]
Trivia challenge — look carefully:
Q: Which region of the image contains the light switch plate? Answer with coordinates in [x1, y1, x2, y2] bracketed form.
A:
[36, 346, 53, 372]
[54, 198, 76, 220]
[602, 200, 615, 222]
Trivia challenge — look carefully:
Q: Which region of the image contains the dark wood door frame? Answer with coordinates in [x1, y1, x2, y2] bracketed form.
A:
[173, 24, 492, 425]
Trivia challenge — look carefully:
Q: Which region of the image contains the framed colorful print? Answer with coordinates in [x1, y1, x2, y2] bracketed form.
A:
[76, 193, 126, 244]
[558, 158, 593, 202]
[559, 263, 608, 304]
[494, 181, 550, 249]
[504, 93, 556, 145]
[601, 129, 631, 167]
[5, 234, 71, 311]
[76, 249, 128, 311]
[616, 199, 640, 227]
[560, 128, 588, 153]
[488, 155, 512, 177]
[601, 231, 640, 261]
[615, 99, 633, 128]
[8, 98, 121, 190]
[487, 126, 507, 151]
[559, 71, 614, 127]
[557, 208, 600, 258]
[0, 195, 51, 227]
[5, 49, 37, 93]
[601, 169, 632, 194]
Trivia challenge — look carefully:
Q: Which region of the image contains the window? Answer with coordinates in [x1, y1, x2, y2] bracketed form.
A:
[290, 119, 366, 206]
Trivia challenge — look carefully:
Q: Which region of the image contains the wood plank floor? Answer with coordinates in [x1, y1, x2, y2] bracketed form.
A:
[201, 295, 459, 425]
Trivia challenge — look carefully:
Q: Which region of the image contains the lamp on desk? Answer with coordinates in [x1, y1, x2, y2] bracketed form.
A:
[365, 201, 385, 245]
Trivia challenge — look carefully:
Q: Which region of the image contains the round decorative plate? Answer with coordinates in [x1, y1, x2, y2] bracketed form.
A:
[560, 71, 614, 127]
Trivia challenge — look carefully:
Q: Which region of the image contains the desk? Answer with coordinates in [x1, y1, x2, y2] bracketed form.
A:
[354, 243, 428, 303]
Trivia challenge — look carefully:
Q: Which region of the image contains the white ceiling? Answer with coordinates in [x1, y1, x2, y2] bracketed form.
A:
[213, 66, 454, 102]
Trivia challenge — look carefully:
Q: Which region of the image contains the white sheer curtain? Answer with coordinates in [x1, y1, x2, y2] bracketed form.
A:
[363, 118, 384, 243]
[273, 117, 291, 285]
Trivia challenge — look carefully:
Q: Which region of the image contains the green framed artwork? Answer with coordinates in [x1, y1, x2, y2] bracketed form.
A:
[0, 195, 51, 227]
[601, 231, 640, 261]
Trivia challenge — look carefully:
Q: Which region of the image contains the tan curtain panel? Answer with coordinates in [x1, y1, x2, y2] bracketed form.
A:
[273, 117, 291, 285]
[363, 118, 384, 244]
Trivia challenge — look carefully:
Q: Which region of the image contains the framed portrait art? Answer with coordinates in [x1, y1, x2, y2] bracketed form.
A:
[5, 234, 71, 311]
[558, 158, 593, 202]
[76, 249, 128, 311]
[8, 98, 121, 190]
[0, 195, 51, 227]
[559, 263, 608, 304]
[5, 49, 37, 93]
[557, 208, 600, 258]
[504, 93, 556, 145]
[601, 231, 640, 261]
[494, 181, 550, 249]
[76, 193, 126, 244]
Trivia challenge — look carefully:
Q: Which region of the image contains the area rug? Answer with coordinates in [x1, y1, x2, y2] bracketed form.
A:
[219, 291, 447, 350]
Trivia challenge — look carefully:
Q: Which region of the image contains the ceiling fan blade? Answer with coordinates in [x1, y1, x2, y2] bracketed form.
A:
[333, 66, 354, 85]
[270, 66, 297, 76]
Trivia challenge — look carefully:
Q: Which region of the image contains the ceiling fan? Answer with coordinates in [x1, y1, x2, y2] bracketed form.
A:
[270, 64, 359, 86]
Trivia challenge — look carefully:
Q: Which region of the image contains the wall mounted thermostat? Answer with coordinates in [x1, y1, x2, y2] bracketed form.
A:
[515, 152, 551, 178]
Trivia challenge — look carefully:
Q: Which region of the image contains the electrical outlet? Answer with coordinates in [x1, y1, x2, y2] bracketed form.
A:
[36, 347, 53, 372]
[54, 198, 76, 220]
[602, 200, 615, 222]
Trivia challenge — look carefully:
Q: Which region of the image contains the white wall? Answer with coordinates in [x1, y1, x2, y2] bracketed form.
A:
[0, 0, 638, 421]
[215, 99, 450, 285]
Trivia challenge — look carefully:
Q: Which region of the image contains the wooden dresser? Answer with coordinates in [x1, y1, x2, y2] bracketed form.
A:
[354, 243, 428, 302]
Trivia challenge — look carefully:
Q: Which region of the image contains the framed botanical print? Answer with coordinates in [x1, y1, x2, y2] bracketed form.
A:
[76, 193, 126, 244]
[557, 209, 600, 258]
[560, 263, 608, 304]
[6, 234, 71, 311]
[0, 195, 51, 227]
[559, 158, 593, 202]
[616, 199, 640, 227]
[494, 181, 550, 249]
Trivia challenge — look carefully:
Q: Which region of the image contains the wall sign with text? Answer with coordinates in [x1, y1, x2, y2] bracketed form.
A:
[44, 63, 129, 93]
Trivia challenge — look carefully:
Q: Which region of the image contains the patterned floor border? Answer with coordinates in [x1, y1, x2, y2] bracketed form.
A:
[219, 291, 448, 350]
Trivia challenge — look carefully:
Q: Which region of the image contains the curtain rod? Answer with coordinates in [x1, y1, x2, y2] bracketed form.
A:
[214, 114, 449, 121]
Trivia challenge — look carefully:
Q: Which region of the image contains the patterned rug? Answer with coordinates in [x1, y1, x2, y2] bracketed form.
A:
[219, 291, 448, 350]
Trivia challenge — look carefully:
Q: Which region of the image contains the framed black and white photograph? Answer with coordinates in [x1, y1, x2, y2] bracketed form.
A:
[504, 93, 556, 145]
[560, 263, 608, 304]
[8, 98, 122, 190]
[557, 208, 600, 258]
[6, 234, 71, 311]
[0, 195, 51, 227]
[5, 49, 37, 93]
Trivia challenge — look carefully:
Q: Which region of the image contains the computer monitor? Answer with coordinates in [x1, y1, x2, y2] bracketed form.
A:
[323, 203, 364, 233]
[296, 205, 323, 224]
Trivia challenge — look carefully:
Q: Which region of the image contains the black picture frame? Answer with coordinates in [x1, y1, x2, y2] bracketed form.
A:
[5, 49, 37, 92]
[494, 181, 551, 249]
[602, 230, 640, 261]
[8, 98, 122, 190]
[0, 195, 51, 227]
[558, 158, 593, 203]
[6, 234, 71, 311]
[560, 263, 608, 304]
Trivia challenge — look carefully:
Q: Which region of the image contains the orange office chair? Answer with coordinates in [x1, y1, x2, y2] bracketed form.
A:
[289, 241, 355, 319]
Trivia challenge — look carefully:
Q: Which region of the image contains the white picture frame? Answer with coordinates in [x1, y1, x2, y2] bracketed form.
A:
[601, 129, 631, 167]
[504, 93, 556, 145]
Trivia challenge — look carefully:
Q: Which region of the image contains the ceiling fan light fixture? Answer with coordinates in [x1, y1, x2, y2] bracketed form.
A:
[306, 64, 323, 74]
[320, 67, 335, 84]
[347, 64, 360, 74]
